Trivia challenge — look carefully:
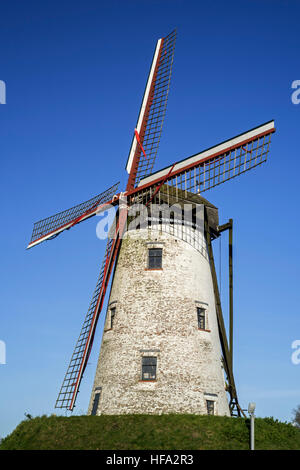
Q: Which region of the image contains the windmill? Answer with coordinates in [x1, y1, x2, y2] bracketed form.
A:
[27, 30, 275, 417]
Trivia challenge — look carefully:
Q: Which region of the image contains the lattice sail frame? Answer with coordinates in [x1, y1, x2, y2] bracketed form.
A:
[27, 182, 119, 248]
[134, 120, 275, 200]
[135, 30, 176, 184]
[126, 30, 176, 189]
[55, 232, 116, 410]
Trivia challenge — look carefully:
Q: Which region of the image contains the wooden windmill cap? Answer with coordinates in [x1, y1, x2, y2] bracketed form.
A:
[158, 184, 219, 234]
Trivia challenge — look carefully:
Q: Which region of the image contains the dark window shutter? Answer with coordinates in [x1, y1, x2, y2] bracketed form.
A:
[91, 390, 101, 415]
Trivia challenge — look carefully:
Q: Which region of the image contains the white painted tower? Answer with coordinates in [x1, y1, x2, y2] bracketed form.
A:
[88, 199, 230, 417]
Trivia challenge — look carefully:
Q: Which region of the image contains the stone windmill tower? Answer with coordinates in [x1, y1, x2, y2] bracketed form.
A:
[27, 30, 275, 417]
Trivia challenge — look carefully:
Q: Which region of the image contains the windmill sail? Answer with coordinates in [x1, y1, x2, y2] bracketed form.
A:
[134, 120, 275, 199]
[56, 237, 114, 410]
[27, 182, 119, 249]
[126, 30, 176, 189]
[55, 211, 126, 411]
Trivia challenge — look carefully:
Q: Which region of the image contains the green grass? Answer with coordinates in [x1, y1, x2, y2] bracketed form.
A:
[1, 414, 299, 450]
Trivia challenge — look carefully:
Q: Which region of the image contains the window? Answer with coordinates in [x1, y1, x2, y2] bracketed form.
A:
[141, 356, 157, 380]
[91, 387, 102, 415]
[206, 400, 215, 415]
[148, 248, 162, 269]
[197, 307, 206, 330]
[110, 307, 116, 329]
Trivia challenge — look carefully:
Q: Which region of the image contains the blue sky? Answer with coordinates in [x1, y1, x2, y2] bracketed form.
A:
[1, 0, 300, 437]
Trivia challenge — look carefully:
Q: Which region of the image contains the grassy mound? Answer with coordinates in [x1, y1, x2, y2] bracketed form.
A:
[1, 414, 299, 450]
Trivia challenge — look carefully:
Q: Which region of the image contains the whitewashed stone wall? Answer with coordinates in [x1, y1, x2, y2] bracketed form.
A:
[88, 225, 230, 416]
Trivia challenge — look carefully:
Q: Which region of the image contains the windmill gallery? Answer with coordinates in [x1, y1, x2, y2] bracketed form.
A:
[27, 30, 275, 418]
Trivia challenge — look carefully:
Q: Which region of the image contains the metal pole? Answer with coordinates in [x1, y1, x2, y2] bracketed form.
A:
[250, 413, 255, 450]
[248, 403, 256, 450]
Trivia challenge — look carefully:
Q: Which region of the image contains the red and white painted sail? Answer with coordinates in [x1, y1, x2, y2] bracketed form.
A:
[27, 183, 120, 249]
[126, 30, 176, 190]
[135, 120, 275, 195]
[126, 38, 163, 176]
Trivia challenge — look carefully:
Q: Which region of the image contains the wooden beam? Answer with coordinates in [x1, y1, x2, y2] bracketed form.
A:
[204, 209, 244, 417]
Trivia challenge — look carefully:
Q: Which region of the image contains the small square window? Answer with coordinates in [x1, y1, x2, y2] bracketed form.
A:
[148, 248, 162, 269]
[197, 307, 206, 330]
[206, 400, 215, 415]
[142, 356, 157, 380]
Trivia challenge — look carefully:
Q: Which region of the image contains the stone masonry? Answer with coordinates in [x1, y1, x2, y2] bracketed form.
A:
[88, 223, 230, 417]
